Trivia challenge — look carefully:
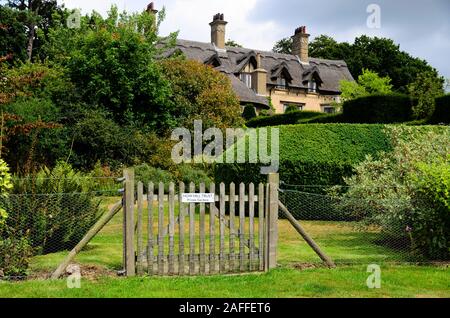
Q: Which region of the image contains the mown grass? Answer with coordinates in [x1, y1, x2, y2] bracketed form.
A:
[1, 266, 449, 298]
[1, 197, 449, 298]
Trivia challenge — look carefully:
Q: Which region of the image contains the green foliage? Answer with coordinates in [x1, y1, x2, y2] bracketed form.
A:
[2, 162, 102, 254]
[174, 165, 212, 186]
[284, 104, 300, 113]
[272, 37, 292, 54]
[242, 105, 257, 121]
[69, 110, 156, 171]
[0, 159, 13, 224]
[0, 235, 32, 277]
[246, 111, 326, 128]
[343, 94, 413, 124]
[338, 126, 450, 259]
[134, 164, 175, 192]
[429, 94, 450, 124]
[225, 39, 242, 48]
[408, 72, 445, 119]
[340, 69, 393, 102]
[159, 58, 243, 130]
[215, 124, 392, 188]
[43, 6, 177, 131]
[6, 0, 64, 61]
[304, 113, 345, 124]
[0, 5, 29, 62]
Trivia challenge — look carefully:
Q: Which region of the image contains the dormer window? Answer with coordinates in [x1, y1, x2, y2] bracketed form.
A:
[239, 62, 255, 89]
[276, 76, 287, 89]
[308, 80, 317, 93]
[240, 73, 252, 88]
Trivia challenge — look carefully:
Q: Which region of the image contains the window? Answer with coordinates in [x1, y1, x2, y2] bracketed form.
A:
[240, 73, 252, 89]
[308, 80, 317, 93]
[283, 102, 305, 113]
[276, 76, 287, 89]
[321, 105, 336, 114]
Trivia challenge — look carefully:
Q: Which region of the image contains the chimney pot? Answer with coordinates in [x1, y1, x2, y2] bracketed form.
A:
[210, 13, 227, 50]
[147, 2, 158, 14]
[292, 25, 310, 63]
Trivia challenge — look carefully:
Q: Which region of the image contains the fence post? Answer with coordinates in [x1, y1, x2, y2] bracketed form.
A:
[123, 168, 135, 277]
[267, 173, 279, 270]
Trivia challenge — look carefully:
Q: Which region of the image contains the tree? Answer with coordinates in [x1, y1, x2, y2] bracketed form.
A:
[225, 39, 242, 48]
[272, 34, 444, 93]
[159, 58, 243, 130]
[273, 37, 292, 54]
[340, 69, 393, 102]
[408, 72, 444, 119]
[43, 6, 178, 131]
[6, 0, 62, 61]
[0, 5, 29, 62]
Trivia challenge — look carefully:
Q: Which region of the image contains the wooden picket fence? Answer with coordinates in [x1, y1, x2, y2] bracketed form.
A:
[122, 169, 279, 277]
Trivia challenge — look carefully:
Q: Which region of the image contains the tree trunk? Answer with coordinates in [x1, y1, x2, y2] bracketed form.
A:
[26, 24, 35, 61]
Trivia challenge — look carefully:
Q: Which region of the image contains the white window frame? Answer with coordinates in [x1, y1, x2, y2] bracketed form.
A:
[240, 73, 252, 89]
[308, 80, 317, 93]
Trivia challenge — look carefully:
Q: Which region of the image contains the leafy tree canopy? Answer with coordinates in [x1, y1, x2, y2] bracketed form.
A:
[42, 6, 178, 131]
[340, 69, 393, 102]
[408, 71, 445, 119]
[225, 39, 242, 48]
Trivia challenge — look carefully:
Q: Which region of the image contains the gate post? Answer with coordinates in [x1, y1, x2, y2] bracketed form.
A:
[123, 168, 135, 277]
[267, 173, 279, 270]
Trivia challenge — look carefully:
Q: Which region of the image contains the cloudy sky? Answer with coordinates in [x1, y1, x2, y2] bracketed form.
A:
[59, 0, 449, 88]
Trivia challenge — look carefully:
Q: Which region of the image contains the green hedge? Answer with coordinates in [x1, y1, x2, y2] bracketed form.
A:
[246, 111, 327, 128]
[215, 124, 392, 190]
[342, 94, 414, 124]
[429, 94, 450, 124]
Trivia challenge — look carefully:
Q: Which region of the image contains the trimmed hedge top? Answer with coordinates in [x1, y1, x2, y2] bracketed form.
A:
[246, 111, 327, 128]
[278, 124, 392, 164]
[429, 94, 450, 124]
[342, 93, 414, 124]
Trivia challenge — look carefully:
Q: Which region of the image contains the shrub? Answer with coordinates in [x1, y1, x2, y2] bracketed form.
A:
[0, 159, 13, 224]
[242, 105, 257, 121]
[338, 126, 450, 259]
[429, 94, 450, 124]
[135, 164, 175, 191]
[2, 162, 102, 254]
[342, 94, 414, 124]
[0, 235, 33, 278]
[69, 110, 159, 171]
[284, 104, 300, 113]
[215, 124, 392, 190]
[174, 165, 212, 186]
[300, 113, 345, 124]
[246, 111, 327, 128]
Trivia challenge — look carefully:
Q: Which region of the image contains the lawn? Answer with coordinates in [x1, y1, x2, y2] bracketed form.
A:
[1, 197, 449, 298]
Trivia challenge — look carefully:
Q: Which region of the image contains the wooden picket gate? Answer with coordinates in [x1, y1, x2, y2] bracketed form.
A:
[122, 169, 279, 276]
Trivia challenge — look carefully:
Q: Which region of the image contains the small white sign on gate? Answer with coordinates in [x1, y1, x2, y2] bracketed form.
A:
[181, 193, 215, 203]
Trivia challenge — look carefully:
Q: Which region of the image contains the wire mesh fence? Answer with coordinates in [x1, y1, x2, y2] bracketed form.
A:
[278, 183, 448, 265]
[0, 177, 122, 280]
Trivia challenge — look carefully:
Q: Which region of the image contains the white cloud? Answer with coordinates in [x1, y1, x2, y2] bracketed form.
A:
[59, 0, 284, 51]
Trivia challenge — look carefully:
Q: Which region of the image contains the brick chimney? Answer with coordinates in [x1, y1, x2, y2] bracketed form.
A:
[252, 53, 268, 96]
[146, 2, 158, 15]
[292, 26, 309, 64]
[210, 13, 227, 50]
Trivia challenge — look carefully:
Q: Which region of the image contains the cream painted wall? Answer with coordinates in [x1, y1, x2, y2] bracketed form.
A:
[268, 88, 339, 113]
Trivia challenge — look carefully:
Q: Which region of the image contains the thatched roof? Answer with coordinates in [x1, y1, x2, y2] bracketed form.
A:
[163, 39, 354, 108]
